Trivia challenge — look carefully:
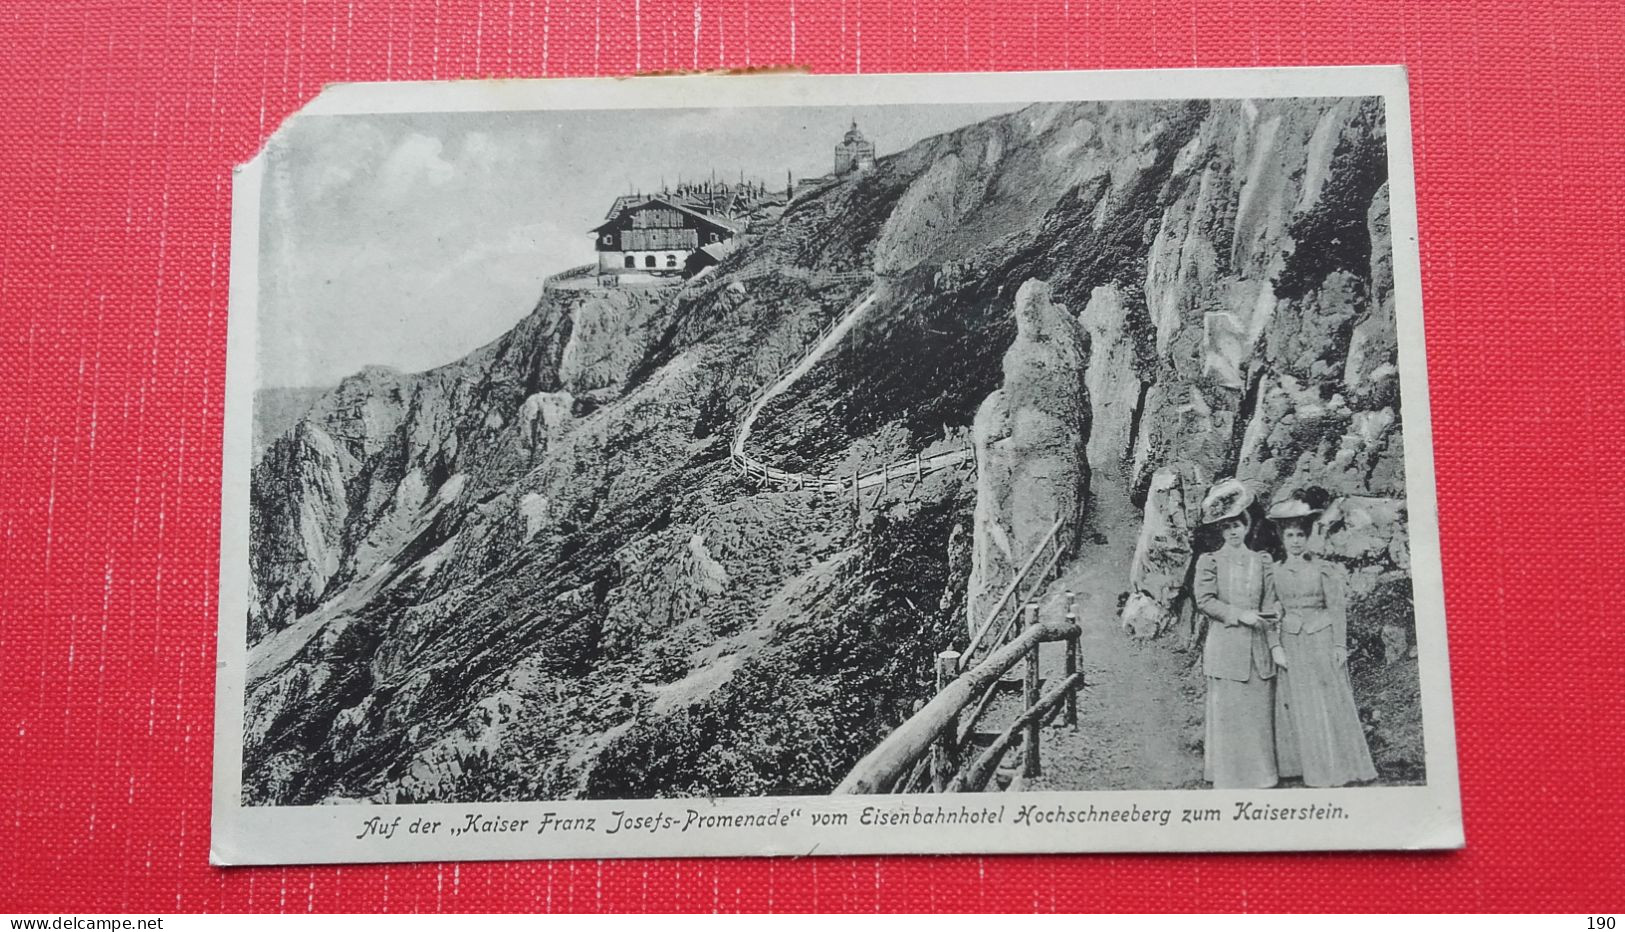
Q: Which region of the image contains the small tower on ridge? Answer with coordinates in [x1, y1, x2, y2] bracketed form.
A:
[833, 120, 877, 175]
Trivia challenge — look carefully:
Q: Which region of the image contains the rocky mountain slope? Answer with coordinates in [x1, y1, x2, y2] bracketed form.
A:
[251, 385, 330, 462]
[244, 95, 1418, 804]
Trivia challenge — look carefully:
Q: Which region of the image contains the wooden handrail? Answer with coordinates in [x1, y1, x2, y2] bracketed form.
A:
[960, 517, 1065, 668]
[727, 443, 974, 496]
[974, 539, 1066, 671]
[833, 617, 1080, 795]
[948, 541, 1068, 757]
[541, 263, 598, 286]
[945, 671, 1086, 792]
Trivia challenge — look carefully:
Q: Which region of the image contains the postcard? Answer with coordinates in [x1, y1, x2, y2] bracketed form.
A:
[212, 65, 1462, 864]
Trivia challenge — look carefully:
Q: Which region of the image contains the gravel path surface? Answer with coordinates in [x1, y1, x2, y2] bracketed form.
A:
[976, 474, 1206, 792]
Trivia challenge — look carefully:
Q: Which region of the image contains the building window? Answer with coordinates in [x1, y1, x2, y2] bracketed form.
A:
[644, 255, 656, 268]
[665, 254, 677, 267]
[624, 255, 636, 269]
[602, 234, 613, 245]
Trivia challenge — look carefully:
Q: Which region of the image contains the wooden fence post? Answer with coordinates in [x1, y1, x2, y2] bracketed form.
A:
[931, 650, 961, 791]
[1064, 590, 1079, 728]
[1023, 602, 1042, 779]
[1050, 514, 1063, 581]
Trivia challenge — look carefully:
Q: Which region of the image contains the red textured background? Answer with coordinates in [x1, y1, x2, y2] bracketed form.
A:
[2, 0, 1622, 913]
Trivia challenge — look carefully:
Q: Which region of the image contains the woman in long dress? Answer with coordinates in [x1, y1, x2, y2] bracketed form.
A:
[1193, 478, 1281, 789]
[1266, 499, 1378, 787]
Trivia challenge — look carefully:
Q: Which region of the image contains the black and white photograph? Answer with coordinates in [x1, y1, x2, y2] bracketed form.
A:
[212, 67, 1461, 863]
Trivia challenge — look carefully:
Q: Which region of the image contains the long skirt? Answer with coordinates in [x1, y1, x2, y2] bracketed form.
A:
[1274, 627, 1378, 787]
[1205, 674, 1278, 788]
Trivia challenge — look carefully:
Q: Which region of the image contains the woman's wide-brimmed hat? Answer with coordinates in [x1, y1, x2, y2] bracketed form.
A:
[1265, 498, 1324, 522]
[1199, 478, 1254, 526]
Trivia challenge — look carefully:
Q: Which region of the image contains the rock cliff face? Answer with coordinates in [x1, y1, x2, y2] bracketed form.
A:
[1124, 461, 1206, 639]
[1077, 99, 1407, 642]
[247, 286, 670, 645]
[967, 281, 1090, 635]
[245, 94, 1411, 803]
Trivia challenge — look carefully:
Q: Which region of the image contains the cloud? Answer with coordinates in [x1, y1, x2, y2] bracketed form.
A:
[373, 133, 459, 204]
[282, 117, 391, 204]
[459, 130, 525, 175]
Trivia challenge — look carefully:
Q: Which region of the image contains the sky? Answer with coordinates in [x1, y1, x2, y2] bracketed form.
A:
[256, 102, 1026, 389]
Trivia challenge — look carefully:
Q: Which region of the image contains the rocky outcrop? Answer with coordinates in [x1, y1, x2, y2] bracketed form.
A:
[249, 362, 466, 644]
[1058, 96, 1406, 652]
[1237, 374, 1403, 499]
[1344, 182, 1397, 403]
[967, 281, 1090, 635]
[1122, 98, 1390, 499]
[968, 389, 1015, 636]
[252, 385, 330, 463]
[555, 288, 671, 393]
[1123, 461, 1207, 638]
[247, 422, 351, 643]
[1322, 493, 1412, 662]
[517, 390, 573, 460]
[1079, 284, 1150, 471]
[247, 283, 670, 645]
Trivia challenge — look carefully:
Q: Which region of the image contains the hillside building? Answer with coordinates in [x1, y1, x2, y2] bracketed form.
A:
[792, 121, 879, 201]
[590, 197, 737, 277]
[588, 176, 791, 281]
[833, 121, 876, 175]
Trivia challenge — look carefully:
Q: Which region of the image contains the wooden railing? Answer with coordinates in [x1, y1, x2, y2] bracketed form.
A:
[960, 517, 1067, 670]
[913, 516, 1073, 793]
[732, 445, 975, 497]
[834, 594, 1084, 795]
[539, 264, 605, 292]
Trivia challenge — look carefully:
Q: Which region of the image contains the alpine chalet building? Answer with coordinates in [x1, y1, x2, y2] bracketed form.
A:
[590, 197, 737, 280]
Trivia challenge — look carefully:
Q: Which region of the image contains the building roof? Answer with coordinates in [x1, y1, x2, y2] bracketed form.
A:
[589, 196, 739, 237]
[696, 240, 738, 262]
[602, 193, 648, 220]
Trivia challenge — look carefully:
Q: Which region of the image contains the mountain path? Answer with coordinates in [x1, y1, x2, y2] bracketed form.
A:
[731, 287, 881, 461]
[727, 271, 1198, 792]
[978, 474, 1204, 791]
[730, 279, 975, 492]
